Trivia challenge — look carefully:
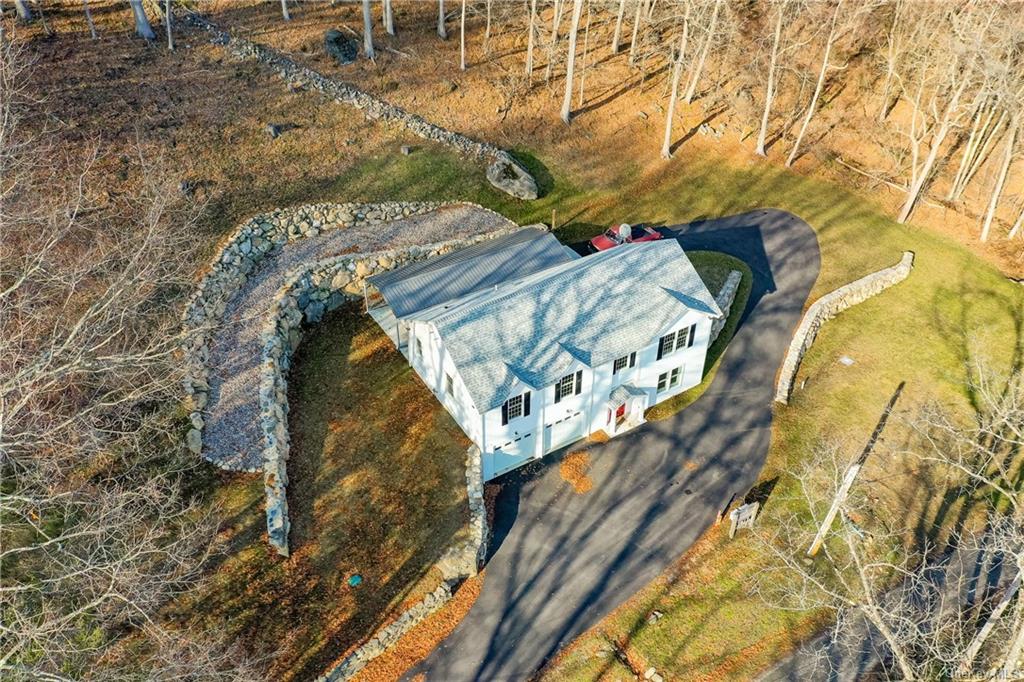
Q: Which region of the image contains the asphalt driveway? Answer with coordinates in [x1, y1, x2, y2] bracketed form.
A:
[410, 209, 820, 681]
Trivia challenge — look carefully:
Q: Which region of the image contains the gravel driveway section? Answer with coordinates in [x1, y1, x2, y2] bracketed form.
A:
[202, 204, 517, 472]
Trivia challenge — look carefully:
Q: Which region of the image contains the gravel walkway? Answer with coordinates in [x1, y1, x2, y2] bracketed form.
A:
[203, 204, 517, 472]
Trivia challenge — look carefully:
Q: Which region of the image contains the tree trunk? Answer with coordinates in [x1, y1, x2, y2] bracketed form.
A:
[129, 0, 156, 40]
[362, 0, 375, 60]
[1008, 204, 1024, 240]
[877, 0, 902, 123]
[384, 0, 395, 36]
[897, 77, 969, 224]
[947, 99, 996, 200]
[628, 0, 644, 67]
[683, 0, 722, 104]
[165, 0, 174, 51]
[526, 0, 538, 78]
[280, 0, 290, 22]
[485, 0, 492, 51]
[460, 0, 467, 70]
[578, 0, 591, 108]
[954, 109, 1007, 202]
[847, 535, 918, 680]
[560, 0, 585, 124]
[14, 0, 31, 21]
[1001, 599, 1024, 678]
[83, 0, 97, 39]
[979, 116, 1018, 242]
[756, 5, 783, 156]
[611, 0, 626, 54]
[545, 0, 564, 84]
[785, 2, 842, 167]
[662, 10, 690, 159]
[438, 0, 447, 39]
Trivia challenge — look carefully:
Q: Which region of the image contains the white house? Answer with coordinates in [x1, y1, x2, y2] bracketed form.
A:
[367, 227, 723, 481]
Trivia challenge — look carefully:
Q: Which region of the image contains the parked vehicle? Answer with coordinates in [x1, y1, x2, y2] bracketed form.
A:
[588, 223, 663, 251]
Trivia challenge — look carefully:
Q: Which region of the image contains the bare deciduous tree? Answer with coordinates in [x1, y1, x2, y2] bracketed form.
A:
[438, 0, 448, 39]
[682, 0, 722, 105]
[130, 0, 157, 40]
[560, 0, 584, 124]
[661, 3, 690, 160]
[0, 35, 246, 680]
[384, 0, 395, 36]
[83, 0, 98, 39]
[611, 0, 626, 54]
[362, 0, 375, 60]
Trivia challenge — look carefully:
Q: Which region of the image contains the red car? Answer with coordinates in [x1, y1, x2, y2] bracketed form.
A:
[588, 224, 663, 251]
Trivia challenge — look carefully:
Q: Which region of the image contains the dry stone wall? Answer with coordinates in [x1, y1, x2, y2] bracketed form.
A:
[775, 251, 914, 404]
[710, 270, 743, 344]
[259, 226, 524, 555]
[180, 201, 443, 471]
[182, 11, 538, 201]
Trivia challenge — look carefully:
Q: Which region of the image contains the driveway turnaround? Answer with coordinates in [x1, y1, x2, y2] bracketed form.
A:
[410, 209, 821, 681]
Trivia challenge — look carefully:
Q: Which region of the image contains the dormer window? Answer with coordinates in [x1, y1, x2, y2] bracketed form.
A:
[554, 370, 583, 403]
[501, 391, 531, 425]
[612, 352, 637, 375]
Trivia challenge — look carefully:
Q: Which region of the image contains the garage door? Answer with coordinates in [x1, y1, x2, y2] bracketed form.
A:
[484, 433, 533, 481]
[544, 411, 584, 452]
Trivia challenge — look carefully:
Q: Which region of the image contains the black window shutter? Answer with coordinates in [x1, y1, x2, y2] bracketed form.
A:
[575, 370, 583, 395]
[688, 323, 696, 347]
[629, 352, 636, 367]
[523, 391, 531, 417]
[501, 401, 509, 426]
[656, 339, 664, 360]
[554, 384, 562, 403]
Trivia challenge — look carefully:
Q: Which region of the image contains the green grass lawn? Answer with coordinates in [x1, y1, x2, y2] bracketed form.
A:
[172, 309, 469, 682]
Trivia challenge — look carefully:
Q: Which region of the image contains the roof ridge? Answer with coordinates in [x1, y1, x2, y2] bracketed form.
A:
[435, 243, 655, 330]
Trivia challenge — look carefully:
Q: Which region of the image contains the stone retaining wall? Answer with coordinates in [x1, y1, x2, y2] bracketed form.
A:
[775, 251, 914, 404]
[182, 11, 538, 201]
[710, 270, 743, 344]
[260, 226, 525, 555]
[180, 201, 444, 471]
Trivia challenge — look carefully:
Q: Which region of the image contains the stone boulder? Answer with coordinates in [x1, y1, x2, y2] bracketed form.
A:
[486, 157, 539, 201]
[324, 29, 358, 66]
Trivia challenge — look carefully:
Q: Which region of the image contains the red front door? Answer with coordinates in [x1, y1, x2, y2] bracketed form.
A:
[616, 403, 626, 419]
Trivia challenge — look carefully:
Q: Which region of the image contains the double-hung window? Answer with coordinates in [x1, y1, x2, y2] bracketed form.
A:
[500, 391, 532, 425]
[656, 323, 697, 360]
[612, 352, 637, 375]
[554, 370, 583, 403]
[657, 366, 683, 393]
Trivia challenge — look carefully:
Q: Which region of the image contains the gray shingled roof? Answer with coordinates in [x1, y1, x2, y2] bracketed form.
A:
[368, 227, 577, 319]
[418, 240, 722, 412]
[609, 383, 647, 407]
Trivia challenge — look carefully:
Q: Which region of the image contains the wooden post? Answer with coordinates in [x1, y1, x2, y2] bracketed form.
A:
[807, 382, 905, 557]
[551, 208, 557, 231]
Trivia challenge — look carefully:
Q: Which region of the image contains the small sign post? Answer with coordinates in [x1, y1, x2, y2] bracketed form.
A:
[728, 502, 760, 539]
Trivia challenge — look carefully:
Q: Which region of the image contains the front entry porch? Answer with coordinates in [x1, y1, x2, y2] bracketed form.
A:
[606, 384, 648, 436]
